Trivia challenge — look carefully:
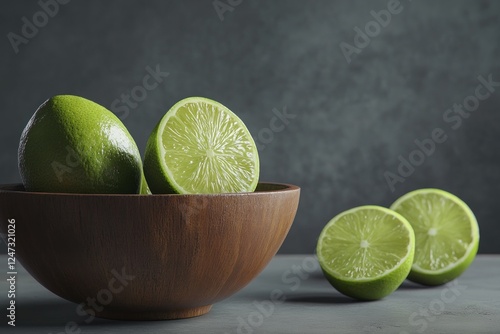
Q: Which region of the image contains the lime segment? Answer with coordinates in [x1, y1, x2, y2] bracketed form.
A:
[390, 189, 479, 285]
[144, 97, 259, 194]
[317, 206, 415, 300]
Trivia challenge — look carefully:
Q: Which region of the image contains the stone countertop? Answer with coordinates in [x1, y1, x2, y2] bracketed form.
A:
[1, 255, 499, 333]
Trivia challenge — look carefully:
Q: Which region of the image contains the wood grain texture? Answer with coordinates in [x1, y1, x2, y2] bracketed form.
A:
[0, 183, 299, 320]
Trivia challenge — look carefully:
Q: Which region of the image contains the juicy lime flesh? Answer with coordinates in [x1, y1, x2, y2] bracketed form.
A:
[160, 99, 258, 194]
[319, 207, 413, 280]
[392, 191, 476, 272]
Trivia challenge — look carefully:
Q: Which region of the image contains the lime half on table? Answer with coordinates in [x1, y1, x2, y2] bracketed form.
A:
[391, 189, 479, 286]
[144, 97, 259, 194]
[317, 206, 415, 300]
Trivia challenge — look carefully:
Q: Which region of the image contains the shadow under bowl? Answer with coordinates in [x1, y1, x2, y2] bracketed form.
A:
[0, 182, 300, 320]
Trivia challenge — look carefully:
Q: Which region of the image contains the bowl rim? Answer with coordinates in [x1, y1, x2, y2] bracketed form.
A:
[0, 182, 300, 197]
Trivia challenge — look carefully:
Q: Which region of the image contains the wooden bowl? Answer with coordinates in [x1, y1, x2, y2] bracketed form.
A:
[0, 182, 299, 320]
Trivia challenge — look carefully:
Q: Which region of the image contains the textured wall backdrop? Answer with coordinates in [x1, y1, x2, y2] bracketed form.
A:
[1, 0, 499, 254]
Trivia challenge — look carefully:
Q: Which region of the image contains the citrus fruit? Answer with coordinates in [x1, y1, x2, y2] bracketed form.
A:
[140, 171, 152, 195]
[317, 205, 415, 300]
[143, 97, 259, 194]
[18, 95, 143, 194]
[390, 188, 479, 285]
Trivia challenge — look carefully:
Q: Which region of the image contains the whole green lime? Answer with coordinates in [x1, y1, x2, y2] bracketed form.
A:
[18, 95, 143, 194]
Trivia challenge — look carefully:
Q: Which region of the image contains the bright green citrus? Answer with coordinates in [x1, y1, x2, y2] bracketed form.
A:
[18, 95, 143, 194]
[140, 171, 152, 195]
[390, 189, 479, 285]
[144, 97, 259, 194]
[317, 206, 415, 300]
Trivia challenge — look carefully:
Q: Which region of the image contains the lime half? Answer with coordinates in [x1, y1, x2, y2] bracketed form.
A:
[317, 206, 415, 300]
[390, 189, 479, 286]
[144, 97, 259, 194]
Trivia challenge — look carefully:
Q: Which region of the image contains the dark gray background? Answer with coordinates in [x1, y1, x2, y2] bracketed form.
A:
[1, 0, 499, 254]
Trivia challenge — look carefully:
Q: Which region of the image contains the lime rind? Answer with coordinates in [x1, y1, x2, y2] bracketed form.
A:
[19, 95, 143, 194]
[390, 188, 479, 284]
[317, 206, 415, 283]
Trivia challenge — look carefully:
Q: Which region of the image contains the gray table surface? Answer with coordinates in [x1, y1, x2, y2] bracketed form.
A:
[0, 255, 499, 334]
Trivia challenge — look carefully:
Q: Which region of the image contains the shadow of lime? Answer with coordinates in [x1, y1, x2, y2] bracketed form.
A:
[284, 293, 365, 304]
[398, 280, 434, 290]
